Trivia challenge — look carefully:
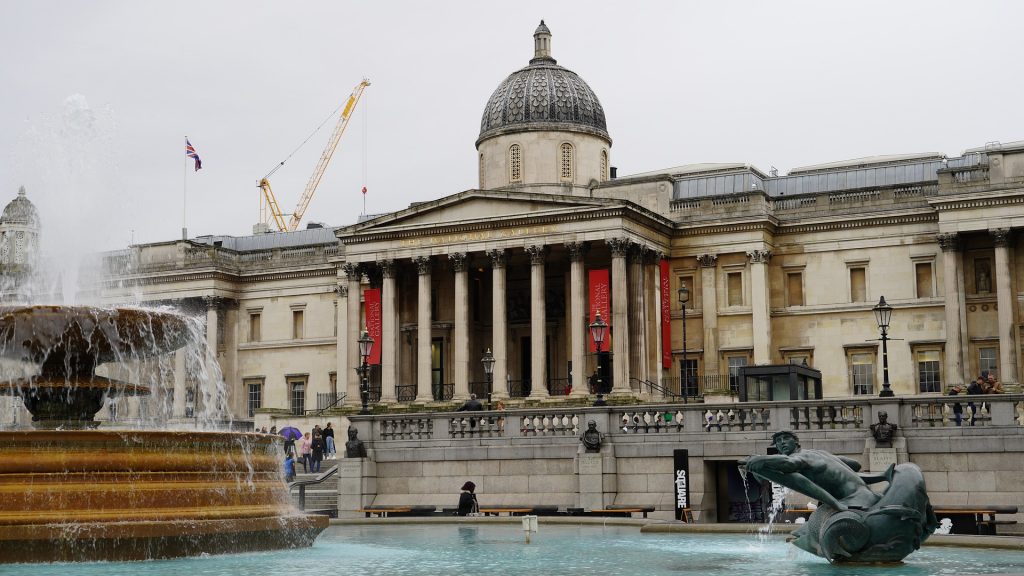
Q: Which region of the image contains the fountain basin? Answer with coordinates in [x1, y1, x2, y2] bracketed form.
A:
[0, 430, 328, 563]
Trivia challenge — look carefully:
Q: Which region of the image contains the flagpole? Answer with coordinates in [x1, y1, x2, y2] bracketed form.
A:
[183, 136, 188, 240]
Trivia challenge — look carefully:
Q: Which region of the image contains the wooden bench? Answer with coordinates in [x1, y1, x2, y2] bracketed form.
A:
[359, 507, 411, 518]
[478, 507, 534, 516]
[934, 506, 1018, 535]
[589, 508, 649, 518]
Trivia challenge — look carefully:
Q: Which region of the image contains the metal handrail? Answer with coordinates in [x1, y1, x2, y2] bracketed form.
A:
[288, 464, 339, 511]
[306, 392, 347, 417]
[396, 384, 417, 403]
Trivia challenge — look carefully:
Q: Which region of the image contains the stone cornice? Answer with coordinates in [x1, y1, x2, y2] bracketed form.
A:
[778, 212, 937, 234]
[676, 220, 777, 237]
[928, 187, 1024, 211]
[102, 265, 336, 289]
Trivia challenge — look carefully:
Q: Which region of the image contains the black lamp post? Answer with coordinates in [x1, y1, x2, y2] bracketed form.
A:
[482, 348, 495, 410]
[678, 285, 690, 397]
[357, 328, 375, 415]
[872, 296, 894, 397]
[590, 311, 608, 406]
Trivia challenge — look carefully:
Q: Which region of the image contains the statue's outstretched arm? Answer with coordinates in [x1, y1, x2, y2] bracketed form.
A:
[839, 456, 862, 472]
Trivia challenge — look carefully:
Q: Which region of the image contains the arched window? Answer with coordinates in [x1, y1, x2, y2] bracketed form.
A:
[509, 144, 522, 183]
[560, 143, 574, 181]
[600, 149, 609, 181]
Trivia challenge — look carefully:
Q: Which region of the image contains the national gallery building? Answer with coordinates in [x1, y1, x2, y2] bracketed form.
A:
[48, 23, 1024, 426]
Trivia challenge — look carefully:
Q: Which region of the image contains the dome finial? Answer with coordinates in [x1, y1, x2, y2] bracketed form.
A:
[532, 20, 554, 64]
[17, 186, 26, 197]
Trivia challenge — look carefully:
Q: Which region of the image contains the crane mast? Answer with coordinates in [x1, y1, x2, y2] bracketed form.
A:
[258, 78, 370, 232]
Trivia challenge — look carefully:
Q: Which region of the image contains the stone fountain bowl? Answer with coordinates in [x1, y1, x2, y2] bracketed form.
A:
[0, 305, 190, 373]
[0, 430, 329, 563]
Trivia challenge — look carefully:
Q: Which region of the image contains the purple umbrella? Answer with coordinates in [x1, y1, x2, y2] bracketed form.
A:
[279, 426, 302, 441]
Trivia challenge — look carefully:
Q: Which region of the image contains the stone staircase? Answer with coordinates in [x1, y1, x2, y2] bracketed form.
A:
[288, 464, 339, 517]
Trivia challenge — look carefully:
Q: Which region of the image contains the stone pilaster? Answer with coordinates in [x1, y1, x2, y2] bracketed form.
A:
[567, 242, 589, 397]
[747, 249, 772, 365]
[379, 259, 397, 403]
[937, 234, 966, 385]
[647, 250, 664, 397]
[607, 238, 631, 394]
[992, 229, 1018, 385]
[202, 296, 221, 404]
[488, 249, 508, 399]
[697, 254, 719, 378]
[526, 245, 549, 398]
[334, 282, 349, 405]
[450, 252, 470, 401]
[628, 243, 647, 389]
[414, 256, 433, 402]
[344, 263, 363, 399]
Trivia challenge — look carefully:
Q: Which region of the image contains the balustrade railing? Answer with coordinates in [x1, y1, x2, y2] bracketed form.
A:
[616, 408, 687, 433]
[519, 412, 580, 436]
[379, 416, 434, 440]
[450, 414, 504, 438]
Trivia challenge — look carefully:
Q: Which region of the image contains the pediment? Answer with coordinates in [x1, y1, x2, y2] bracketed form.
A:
[347, 192, 612, 235]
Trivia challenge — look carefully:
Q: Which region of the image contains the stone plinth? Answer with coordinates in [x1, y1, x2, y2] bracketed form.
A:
[338, 457, 377, 517]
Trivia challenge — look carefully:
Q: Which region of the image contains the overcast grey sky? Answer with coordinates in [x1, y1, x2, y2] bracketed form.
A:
[2, 1, 1022, 255]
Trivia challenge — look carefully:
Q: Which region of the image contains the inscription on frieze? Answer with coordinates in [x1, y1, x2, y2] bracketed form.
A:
[397, 225, 557, 248]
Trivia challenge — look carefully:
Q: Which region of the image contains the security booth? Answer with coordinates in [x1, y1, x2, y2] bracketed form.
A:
[737, 364, 822, 402]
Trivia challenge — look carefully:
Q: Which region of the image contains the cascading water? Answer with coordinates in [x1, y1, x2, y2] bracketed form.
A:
[0, 98, 327, 563]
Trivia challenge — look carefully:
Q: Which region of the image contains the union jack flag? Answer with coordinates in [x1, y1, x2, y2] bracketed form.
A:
[186, 139, 202, 171]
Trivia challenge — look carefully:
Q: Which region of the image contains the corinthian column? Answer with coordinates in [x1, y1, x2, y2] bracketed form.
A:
[343, 263, 361, 398]
[607, 238, 631, 395]
[937, 234, 965, 385]
[526, 245, 549, 398]
[379, 259, 397, 403]
[450, 252, 469, 401]
[567, 242, 588, 398]
[488, 249, 508, 399]
[747, 250, 772, 364]
[628, 243, 647, 388]
[697, 254, 719, 380]
[992, 229, 1018, 385]
[335, 282, 349, 403]
[414, 256, 433, 402]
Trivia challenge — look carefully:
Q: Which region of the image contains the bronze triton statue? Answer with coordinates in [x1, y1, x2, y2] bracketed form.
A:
[741, 431, 936, 564]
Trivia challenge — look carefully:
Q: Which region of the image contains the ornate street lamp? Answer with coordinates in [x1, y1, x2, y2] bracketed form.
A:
[589, 311, 608, 406]
[872, 296, 895, 397]
[481, 348, 495, 410]
[678, 285, 690, 397]
[357, 328, 375, 414]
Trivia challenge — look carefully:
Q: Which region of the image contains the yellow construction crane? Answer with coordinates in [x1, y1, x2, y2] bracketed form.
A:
[258, 78, 370, 232]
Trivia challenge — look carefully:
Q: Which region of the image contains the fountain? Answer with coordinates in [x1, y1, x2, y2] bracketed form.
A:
[0, 305, 328, 563]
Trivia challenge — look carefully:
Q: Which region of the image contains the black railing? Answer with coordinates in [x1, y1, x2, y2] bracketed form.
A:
[289, 465, 338, 511]
[469, 380, 490, 398]
[641, 378, 690, 403]
[396, 384, 417, 403]
[308, 392, 346, 416]
[507, 379, 529, 398]
[548, 378, 571, 396]
[368, 383, 381, 404]
[433, 383, 454, 402]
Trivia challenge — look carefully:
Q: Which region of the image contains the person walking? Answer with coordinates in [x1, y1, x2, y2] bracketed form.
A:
[311, 432, 325, 473]
[299, 432, 313, 473]
[323, 422, 336, 458]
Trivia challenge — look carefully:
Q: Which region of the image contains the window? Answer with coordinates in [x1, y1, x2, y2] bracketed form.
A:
[184, 387, 196, 418]
[850, 267, 866, 302]
[680, 358, 698, 397]
[289, 378, 306, 416]
[560, 143, 574, 181]
[726, 272, 743, 307]
[915, 262, 934, 298]
[292, 310, 304, 339]
[727, 355, 748, 393]
[849, 351, 875, 395]
[786, 271, 804, 307]
[600, 149, 608, 181]
[249, 312, 261, 342]
[246, 379, 263, 418]
[979, 347, 998, 380]
[509, 144, 522, 183]
[916, 349, 942, 393]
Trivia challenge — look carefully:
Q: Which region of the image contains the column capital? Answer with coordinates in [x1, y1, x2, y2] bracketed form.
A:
[643, 247, 663, 264]
[448, 251, 467, 272]
[526, 244, 547, 265]
[335, 284, 349, 298]
[486, 248, 507, 268]
[746, 249, 772, 265]
[936, 233, 960, 252]
[201, 295, 236, 310]
[341, 262, 360, 280]
[697, 253, 718, 268]
[566, 241, 589, 262]
[606, 237, 630, 257]
[414, 255, 432, 275]
[991, 228, 1012, 247]
[379, 259, 396, 279]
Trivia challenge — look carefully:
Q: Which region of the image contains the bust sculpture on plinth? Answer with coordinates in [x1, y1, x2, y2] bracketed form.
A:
[741, 430, 936, 564]
[345, 427, 367, 458]
[870, 411, 898, 448]
[581, 420, 602, 453]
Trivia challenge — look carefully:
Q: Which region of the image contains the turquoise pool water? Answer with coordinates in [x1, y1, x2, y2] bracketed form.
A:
[3, 525, 1022, 575]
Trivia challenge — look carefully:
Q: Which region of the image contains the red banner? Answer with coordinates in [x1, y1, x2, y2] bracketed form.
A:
[660, 258, 672, 368]
[363, 288, 382, 365]
[588, 269, 611, 353]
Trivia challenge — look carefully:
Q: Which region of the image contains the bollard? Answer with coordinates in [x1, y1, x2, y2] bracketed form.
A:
[522, 515, 538, 543]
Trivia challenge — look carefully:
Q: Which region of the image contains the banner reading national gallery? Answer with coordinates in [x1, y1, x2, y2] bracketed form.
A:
[364, 288, 382, 365]
[588, 269, 611, 352]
